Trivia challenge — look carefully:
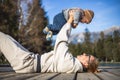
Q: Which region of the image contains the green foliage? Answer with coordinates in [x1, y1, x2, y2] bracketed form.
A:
[112, 30, 120, 61]
[69, 43, 83, 57]
[0, 54, 9, 64]
[104, 35, 113, 61]
[0, 0, 19, 38]
[83, 29, 93, 54]
[96, 39, 105, 60]
[69, 29, 120, 62]
[69, 30, 93, 56]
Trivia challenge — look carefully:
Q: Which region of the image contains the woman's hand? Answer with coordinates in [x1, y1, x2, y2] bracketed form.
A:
[67, 10, 74, 24]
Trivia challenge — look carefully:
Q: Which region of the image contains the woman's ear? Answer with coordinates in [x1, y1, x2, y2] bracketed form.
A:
[83, 62, 88, 68]
[83, 53, 86, 56]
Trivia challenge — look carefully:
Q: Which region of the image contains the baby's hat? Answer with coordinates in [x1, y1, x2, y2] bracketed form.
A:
[84, 10, 94, 23]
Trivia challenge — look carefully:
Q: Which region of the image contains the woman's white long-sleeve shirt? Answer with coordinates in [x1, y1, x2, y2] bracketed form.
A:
[41, 23, 83, 73]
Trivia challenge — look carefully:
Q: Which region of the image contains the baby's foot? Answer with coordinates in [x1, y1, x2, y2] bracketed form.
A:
[43, 27, 50, 34]
[46, 31, 53, 41]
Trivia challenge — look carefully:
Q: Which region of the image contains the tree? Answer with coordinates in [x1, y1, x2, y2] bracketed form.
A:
[68, 43, 83, 57]
[18, 0, 52, 54]
[95, 31, 105, 61]
[0, 0, 19, 39]
[82, 28, 92, 54]
[112, 30, 120, 61]
[104, 35, 113, 61]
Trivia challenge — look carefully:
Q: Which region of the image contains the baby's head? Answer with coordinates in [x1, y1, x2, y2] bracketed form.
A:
[80, 10, 94, 24]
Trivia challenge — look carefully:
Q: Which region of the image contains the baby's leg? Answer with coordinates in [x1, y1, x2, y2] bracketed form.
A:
[48, 12, 66, 35]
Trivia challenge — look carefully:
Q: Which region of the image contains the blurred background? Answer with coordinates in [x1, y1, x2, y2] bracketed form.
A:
[0, 0, 120, 65]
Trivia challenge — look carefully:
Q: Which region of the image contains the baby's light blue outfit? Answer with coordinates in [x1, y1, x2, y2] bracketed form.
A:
[43, 8, 84, 40]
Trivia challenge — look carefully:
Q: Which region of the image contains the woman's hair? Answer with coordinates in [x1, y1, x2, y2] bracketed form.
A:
[87, 57, 99, 73]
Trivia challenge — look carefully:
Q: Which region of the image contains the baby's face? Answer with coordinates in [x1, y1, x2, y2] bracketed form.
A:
[80, 17, 90, 24]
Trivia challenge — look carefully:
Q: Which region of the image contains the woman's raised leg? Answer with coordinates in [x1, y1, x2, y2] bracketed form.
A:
[0, 32, 39, 73]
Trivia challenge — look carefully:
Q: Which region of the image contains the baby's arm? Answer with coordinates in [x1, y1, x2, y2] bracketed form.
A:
[73, 10, 81, 24]
[69, 9, 82, 28]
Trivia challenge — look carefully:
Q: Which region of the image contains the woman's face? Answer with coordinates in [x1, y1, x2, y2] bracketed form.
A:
[77, 53, 95, 68]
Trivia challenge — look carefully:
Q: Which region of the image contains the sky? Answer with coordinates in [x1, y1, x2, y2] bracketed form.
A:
[42, 0, 120, 34]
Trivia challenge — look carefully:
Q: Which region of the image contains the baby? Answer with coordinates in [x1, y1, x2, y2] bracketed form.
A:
[43, 8, 94, 41]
